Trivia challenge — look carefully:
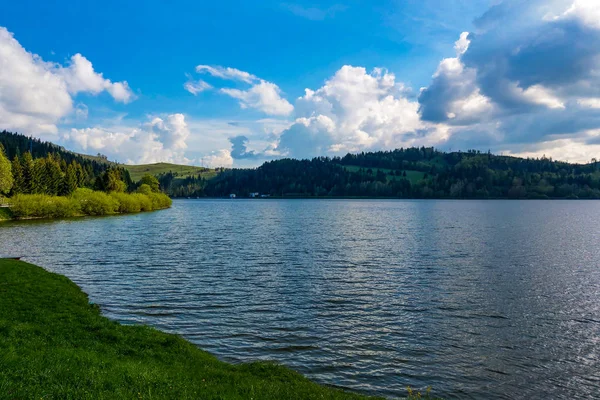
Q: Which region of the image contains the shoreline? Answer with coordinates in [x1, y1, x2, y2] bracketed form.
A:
[0, 206, 170, 222]
[0, 259, 407, 399]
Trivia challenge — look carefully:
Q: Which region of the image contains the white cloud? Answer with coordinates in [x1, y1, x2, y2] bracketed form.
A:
[0, 26, 135, 135]
[578, 98, 600, 109]
[195, 65, 258, 84]
[518, 84, 565, 109]
[62, 113, 191, 164]
[192, 64, 293, 117]
[203, 149, 233, 168]
[59, 53, 135, 103]
[547, 0, 600, 29]
[271, 65, 424, 158]
[184, 78, 212, 95]
[220, 81, 294, 116]
[504, 136, 600, 164]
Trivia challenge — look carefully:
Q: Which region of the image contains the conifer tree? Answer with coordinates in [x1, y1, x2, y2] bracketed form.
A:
[61, 162, 79, 195]
[11, 155, 24, 194]
[21, 152, 35, 194]
[0, 143, 13, 196]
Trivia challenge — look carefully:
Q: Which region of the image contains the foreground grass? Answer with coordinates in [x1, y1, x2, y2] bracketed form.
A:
[125, 163, 215, 182]
[0, 260, 381, 399]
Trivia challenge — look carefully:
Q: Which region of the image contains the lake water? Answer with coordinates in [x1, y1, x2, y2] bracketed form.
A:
[2, 199, 600, 399]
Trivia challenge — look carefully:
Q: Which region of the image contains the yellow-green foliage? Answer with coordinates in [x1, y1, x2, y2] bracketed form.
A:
[147, 192, 172, 209]
[9, 189, 171, 219]
[10, 194, 80, 219]
[132, 193, 153, 211]
[110, 192, 142, 213]
[72, 189, 119, 216]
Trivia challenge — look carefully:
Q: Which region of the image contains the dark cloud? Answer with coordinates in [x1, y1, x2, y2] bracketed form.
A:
[418, 0, 600, 157]
[229, 135, 259, 160]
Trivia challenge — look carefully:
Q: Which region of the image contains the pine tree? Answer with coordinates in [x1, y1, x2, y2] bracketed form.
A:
[75, 162, 86, 187]
[45, 154, 64, 195]
[21, 152, 35, 194]
[31, 157, 47, 194]
[61, 162, 79, 195]
[11, 155, 24, 194]
[0, 143, 13, 196]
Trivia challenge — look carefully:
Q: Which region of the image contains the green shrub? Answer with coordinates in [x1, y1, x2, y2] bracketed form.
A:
[110, 192, 142, 213]
[72, 189, 119, 216]
[136, 183, 153, 195]
[147, 192, 172, 209]
[10, 194, 80, 219]
[8, 189, 170, 219]
[132, 193, 153, 211]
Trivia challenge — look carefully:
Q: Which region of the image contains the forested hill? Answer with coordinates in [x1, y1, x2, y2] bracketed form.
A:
[3, 129, 600, 199]
[0, 130, 133, 195]
[200, 149, 600, 199]
[0, 130, 113, 178]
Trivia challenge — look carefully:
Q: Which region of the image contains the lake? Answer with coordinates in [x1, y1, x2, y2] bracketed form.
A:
[2, 199, 600, 399]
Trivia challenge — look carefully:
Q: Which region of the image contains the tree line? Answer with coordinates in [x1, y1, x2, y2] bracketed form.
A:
[0, 131, 166, 198]
[168, 148, 600, 199]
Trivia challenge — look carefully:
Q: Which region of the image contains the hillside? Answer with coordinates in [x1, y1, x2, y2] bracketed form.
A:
[3, 130, 600, 199]
[125, 163, 214, 182]
[202, 149, 600, 199]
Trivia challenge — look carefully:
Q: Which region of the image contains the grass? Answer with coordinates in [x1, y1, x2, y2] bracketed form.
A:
[125, 163, 215, 182]
[0, 260, 383, 399]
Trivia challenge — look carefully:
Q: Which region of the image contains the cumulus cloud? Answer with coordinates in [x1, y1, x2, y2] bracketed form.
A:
[417, 0, 600, 162]
[62, 114, 191, 164]
[59, 53, 135, 103]
[224, 65, 424, 160]
[203, 149, 234, 168]
[0, 26, 135, 135]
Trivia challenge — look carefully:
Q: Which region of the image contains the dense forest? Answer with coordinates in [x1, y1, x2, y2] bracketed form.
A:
[0, 130, 134, 196]
[167, 148, 600, 199]
[3, 130, 600, 200]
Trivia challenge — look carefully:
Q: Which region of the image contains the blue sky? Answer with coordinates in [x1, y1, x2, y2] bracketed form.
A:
[1, 0, 599, 166]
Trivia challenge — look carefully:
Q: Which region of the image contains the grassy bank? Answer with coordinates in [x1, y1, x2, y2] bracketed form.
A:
[125, 163, 214, 182]
[4, 189, 171, 220]
[0, 260, 382, 399]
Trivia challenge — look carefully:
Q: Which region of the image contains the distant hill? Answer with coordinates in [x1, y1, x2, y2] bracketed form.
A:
[124, 163, 213, 182]
[3, 130, 600, 199]
[202, 149, 600, 199]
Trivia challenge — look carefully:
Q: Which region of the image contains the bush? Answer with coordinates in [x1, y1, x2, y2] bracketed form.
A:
[110, 192, 142, 213]
[72, 189, 119, 216]
[8, 189, 171, 219]
[147, 192, 172, 209]
[136, 184, 152, 195]
[10, 194, 80, 219]
[132, 193, 153, 211]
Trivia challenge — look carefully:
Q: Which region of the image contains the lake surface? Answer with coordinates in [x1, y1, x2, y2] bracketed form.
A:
[2, 199, 600, 399]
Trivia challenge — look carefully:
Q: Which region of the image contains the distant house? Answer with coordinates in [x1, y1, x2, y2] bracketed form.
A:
[229, 194, 236, 198]
[249, 192, 260, 198]
[260, 194, 271, 198]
